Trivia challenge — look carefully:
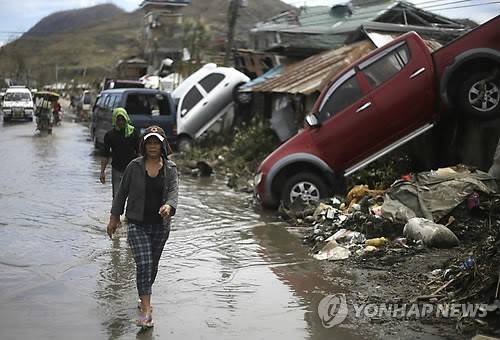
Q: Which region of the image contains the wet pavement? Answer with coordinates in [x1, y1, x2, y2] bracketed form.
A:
[0, 118, 361, 340]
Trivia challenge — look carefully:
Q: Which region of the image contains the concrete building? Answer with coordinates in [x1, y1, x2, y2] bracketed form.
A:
[140, 0, 191, 73]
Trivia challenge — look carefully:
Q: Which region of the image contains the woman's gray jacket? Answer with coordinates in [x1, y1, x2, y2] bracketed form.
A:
[111, 156, 178, 225]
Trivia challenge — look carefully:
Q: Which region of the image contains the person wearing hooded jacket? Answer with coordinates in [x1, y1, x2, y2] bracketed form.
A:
[106, 125, 178, 328]
[100, 107, 140, 198]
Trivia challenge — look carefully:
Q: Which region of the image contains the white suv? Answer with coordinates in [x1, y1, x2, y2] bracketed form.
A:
[2, 87, 35, 122]
[171, 63, 250, 151]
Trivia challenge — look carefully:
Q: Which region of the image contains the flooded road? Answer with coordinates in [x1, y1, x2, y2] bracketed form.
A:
[0, 119, 361, 340]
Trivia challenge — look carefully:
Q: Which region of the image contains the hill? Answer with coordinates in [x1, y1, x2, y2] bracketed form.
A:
[0, 1, 292, 86]
[25, 4, 125, 37]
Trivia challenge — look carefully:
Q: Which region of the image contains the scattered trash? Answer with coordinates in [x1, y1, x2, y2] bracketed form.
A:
[371, 205, 383, 216]
[444, 215, 455, 227]
[403, 217, 459, 248]
[314, 240, 351, 261]
[350, 203, 361, 212]
[327, 229, 366, 244]
[467, 192, 481, 216]
[392, 237, 409, 248]
[363, 245, 378, 253]
[401, 174, 413, 181]
[431, 269, 443, 276]
[459, 256, 475, 270]
[365, 237, 389, 247]
[346, 185, 384, 211]
[381, 166, 497, 223]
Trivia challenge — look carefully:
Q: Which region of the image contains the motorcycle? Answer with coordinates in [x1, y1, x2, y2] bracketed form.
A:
[34, 91, 59, 134]
[53, 107, 63, 126]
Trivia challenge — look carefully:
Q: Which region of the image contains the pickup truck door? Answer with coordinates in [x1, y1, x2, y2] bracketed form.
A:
[358, 34, 435, 148]
[311, 68, 378, 170]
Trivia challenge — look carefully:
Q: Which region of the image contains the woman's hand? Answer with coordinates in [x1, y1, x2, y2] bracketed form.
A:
[159, 204, 172, 218]
[107, 214, 120, 238]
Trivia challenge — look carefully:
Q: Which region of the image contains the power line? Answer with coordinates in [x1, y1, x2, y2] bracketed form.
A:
[283, 0, 466, 8]
[423, 0, 480, 7]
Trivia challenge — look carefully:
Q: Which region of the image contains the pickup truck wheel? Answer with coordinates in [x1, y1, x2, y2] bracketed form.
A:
[281, 172, 328, 206]
[458, 72, 500, 120]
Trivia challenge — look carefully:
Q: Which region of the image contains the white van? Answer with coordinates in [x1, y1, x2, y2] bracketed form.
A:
[2, 86, 35, 122]
[171, 63, 249, 151]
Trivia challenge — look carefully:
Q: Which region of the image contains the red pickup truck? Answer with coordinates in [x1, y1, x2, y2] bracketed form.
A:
[255, 15, 500, 208]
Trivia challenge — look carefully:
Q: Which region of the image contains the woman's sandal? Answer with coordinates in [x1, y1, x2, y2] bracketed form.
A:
[136, 313, 154, 328]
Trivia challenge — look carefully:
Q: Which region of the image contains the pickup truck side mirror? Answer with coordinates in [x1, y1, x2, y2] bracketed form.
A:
[305, 113, 320, 128]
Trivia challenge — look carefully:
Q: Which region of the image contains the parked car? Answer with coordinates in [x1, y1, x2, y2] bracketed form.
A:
[2, 86, 35, 122]
[0, 88, 6, 107]
[171, 63, 250, 151]
[255, 16, 500, 208]
[80, 90, 93, 121]
[90, 88, 177, 150]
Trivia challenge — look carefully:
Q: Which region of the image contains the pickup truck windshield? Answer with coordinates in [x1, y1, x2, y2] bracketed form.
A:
[5, 92, 31, 102]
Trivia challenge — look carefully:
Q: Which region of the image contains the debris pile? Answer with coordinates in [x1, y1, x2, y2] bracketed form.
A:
[281, 165, 500, 335]
[281, 166, 498, 261]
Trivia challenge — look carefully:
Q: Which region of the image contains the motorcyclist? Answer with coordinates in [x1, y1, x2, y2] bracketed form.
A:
[35, 98, 53, 132]
[52, 98, 62, 125]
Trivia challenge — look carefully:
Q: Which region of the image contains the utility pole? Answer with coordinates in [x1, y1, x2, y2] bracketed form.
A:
[224, 0, 240, 66]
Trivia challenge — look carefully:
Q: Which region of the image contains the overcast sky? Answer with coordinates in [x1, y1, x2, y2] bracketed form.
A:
[0, 0, 498, 45]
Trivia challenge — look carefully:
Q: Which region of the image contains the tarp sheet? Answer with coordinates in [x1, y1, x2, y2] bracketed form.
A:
[381, 167, 498, 223]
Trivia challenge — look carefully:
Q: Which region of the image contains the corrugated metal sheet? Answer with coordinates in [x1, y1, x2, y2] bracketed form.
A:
[366, 31, 443, 51]
[253, 2, 398, 34]
[243, 40, 375, 95]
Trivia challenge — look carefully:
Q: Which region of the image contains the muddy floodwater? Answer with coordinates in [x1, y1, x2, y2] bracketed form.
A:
[0, 120, 361, 340]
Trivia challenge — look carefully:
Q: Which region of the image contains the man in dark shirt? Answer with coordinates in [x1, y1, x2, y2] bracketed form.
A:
[100, 107, 139, 198]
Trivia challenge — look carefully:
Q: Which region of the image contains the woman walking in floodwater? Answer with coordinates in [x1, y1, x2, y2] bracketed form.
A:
[106, 125, 178, 328]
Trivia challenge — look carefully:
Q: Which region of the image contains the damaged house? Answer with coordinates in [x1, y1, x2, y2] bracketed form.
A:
[236, 0, 468, 142]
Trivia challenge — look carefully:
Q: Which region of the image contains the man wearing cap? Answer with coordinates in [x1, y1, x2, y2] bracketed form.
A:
[100, 107, 140, 198]
[106, 125, 178, 328]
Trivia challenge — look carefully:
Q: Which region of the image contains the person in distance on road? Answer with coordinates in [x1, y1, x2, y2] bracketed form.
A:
[100, 107, 139, 198]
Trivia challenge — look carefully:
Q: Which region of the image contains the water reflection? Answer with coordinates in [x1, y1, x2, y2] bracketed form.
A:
[95, 231, 136, 340]
[251, 223, 359, 340]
